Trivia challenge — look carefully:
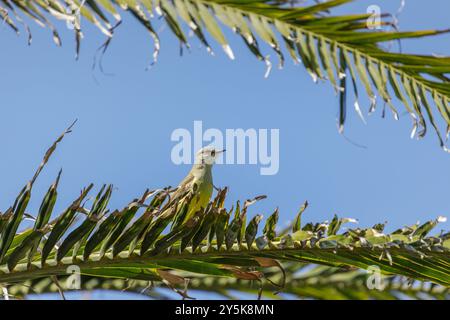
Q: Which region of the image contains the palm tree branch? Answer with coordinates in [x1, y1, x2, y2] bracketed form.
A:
[5, 264, 450, 300]
[2, 0, 450, 148]
[0, 125, 449, 292]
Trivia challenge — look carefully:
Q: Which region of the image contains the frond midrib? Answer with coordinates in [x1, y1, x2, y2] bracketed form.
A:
[1, 244, 449, 286]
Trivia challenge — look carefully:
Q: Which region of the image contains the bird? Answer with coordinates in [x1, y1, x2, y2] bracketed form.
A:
[139, 146, 225, 254]
[168, 146, 225, 230]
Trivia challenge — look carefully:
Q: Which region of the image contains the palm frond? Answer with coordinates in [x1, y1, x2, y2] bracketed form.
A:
[1, 171, 449, 291]
[2, 0, 450, 149]
[8, 263, 448, 300]
[1, 122, 450, 300]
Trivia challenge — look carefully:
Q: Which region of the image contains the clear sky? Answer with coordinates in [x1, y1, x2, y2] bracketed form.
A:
[1, 0, 450, 299]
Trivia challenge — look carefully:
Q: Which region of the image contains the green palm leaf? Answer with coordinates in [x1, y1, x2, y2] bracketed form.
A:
[4, 264, 450, 300]
[1, 173, 449, 288]
[1, 0, 450, 150]
[0, 122, 450, 299]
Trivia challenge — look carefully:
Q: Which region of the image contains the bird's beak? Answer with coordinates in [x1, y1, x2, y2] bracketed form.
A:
[218, 149, 226, 154]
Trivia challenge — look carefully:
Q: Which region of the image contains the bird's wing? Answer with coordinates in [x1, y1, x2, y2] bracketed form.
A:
[171, 173, 195, 200]
[155, 173, 195, 222]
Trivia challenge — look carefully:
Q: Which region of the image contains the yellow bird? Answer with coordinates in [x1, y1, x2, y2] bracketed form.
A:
[169, 146, 224, 229]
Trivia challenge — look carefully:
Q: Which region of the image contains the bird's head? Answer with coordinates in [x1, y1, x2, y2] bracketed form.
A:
[194, 146, 225, 165]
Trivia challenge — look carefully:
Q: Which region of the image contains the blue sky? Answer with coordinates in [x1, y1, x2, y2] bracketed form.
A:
[1, 0, 450, 299]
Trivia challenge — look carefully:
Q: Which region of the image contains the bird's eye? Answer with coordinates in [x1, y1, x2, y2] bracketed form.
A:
[211, 150, 216, 157]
